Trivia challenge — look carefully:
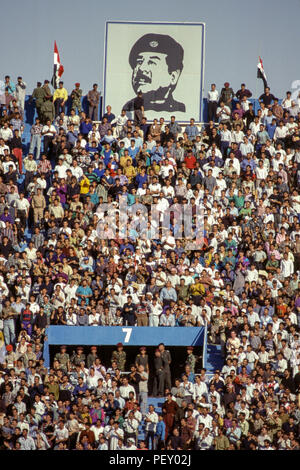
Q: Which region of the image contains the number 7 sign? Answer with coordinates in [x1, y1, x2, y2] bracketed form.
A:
[122, 328, 132, 343]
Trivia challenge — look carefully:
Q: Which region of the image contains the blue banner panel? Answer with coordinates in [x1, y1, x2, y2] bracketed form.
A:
[46, 326, 205, 347]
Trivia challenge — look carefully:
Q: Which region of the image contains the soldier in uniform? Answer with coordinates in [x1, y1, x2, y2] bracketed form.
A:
[54, 345, 70, 373]
[40, 96, 55, 124]
[71, 82, 82, 114]
[210, 308, 226, 350]
[71, 346, 86, 367]
[123, 33, 186, 113]
[87, 346, 99, 369]
[87, 83, 100, 121]
[135, 346, 149, 373]
[158, 342, 172, 392]
[31, 187, 46, 224]
[185, 346, 196, 374]
[31, 82, 45, 120]
[111, 343, 126, 372]
[42, 80, 52, 99]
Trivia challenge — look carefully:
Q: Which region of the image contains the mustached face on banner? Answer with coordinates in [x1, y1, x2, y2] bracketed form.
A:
[131, 52, 181, 98]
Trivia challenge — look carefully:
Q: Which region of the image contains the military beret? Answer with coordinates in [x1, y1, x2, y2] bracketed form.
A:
[116, 343, 123, 348]
[129, 33, 184, 71]
[75, 83, 80, 87]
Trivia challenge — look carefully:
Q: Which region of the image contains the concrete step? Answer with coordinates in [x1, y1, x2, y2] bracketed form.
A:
[205, 344, 224, 372]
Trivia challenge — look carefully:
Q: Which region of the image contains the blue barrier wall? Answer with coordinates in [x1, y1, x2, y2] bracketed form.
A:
[43, 326, 205, 367]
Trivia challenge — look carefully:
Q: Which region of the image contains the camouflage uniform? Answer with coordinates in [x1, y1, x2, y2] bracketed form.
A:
[211, 316, 226, 344]
[54, 352, 70, 372]
[186, 352, 196, 373]
[111, 350, 126, 371]
[32, 85, 46, 120]
[42, 83, 52, 99]
[71, 87, 82, 114]
[23, 350, 37, 368]
[71, 352, 86, 367]
[87, 352, 99, 369]
[40, 99, 55, 124]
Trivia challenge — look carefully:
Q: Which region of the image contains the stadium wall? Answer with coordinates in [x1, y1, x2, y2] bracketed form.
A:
[43, 326, 206, 367]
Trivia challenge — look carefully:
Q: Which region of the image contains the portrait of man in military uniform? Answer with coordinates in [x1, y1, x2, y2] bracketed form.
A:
[123, 33, 186, 113]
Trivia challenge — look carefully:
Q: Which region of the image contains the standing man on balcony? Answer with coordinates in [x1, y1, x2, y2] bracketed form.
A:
[53, 81, 68, 117]
[207, 83, 219, 122]
[87, 84, 100, 121]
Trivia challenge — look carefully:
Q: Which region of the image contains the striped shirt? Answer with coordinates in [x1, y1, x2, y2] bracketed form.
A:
[31, 124, 43, 136]
[38, 159, 52, 174]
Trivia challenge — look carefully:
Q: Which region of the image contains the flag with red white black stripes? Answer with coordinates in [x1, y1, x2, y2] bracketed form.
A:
[257, 56, 268, 90]
[51, 41, 64, 89]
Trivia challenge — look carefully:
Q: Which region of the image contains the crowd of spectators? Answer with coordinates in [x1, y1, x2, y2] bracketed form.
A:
[0, 75, 300, 450]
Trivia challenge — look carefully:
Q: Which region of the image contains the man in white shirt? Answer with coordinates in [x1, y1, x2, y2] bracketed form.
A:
[18, 429, 36, 450]
[274, 120, 288, 143]
[147, 298, 163, 327]
[123, 411, 139, 444]
[0, 139, 10, 156]
[207, 83, 219, 122]
[70, 159, 84, 179]
[280, 253, 294, 278]
[159, 159, 174, 179]
[240, 137, 254, 157]
[149, 176, 161, 196]
[156, 192, 170, 222]
[246, 264, 259, 283]
[145, 405, 158, 449]
[111, 110, 128, 138]
[54, 158, 69, 178]
[247, 307, 260, 328]
[224, 153, 241, 175]
[86, 367, 99, 389]
[245, 345, 259, 370]
[216, 102, 231, 124]
[197, 407, 213, 431]
[231, 125, 244, 145]
[194, 376, 208, 402]
[0, 122, 13, 142]
[206, 143, 223, 160]
[119, 377, 136, 399]
[249, 116, 261, 136]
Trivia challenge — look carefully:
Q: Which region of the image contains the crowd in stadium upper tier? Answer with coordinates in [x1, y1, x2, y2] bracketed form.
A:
[0, 75, 299, 450]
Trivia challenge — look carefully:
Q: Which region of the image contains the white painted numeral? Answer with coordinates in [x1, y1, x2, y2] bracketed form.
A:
[122, 328, 132, 343]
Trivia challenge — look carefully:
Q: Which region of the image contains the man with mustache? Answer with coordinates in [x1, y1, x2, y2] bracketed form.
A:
[123, 33, 186, 113]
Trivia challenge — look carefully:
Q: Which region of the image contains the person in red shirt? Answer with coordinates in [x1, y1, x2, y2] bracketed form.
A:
[138, 440, 148, 450]
[184, 150, 196, 169]
[20, 304, 34, 337]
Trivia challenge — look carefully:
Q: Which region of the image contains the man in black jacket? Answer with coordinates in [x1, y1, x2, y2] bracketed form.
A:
[153, 349, 165, 397]
[158, 343, 172, 391]
[122, 296, 136, 326]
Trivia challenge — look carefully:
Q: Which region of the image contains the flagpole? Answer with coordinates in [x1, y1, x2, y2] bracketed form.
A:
[255, 39, 261, 108]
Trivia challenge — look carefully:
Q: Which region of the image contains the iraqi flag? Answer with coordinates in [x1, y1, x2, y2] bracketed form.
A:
[257, 56, 268, 89]
[51, 41, 64, 89]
